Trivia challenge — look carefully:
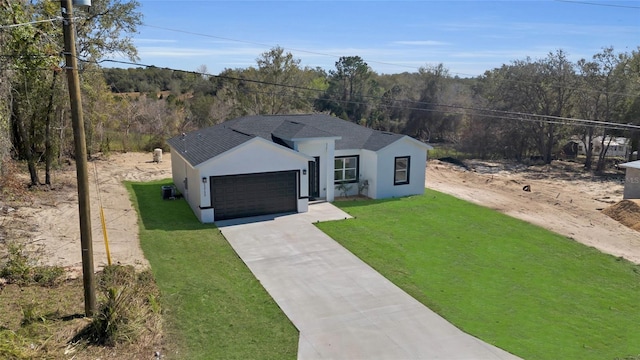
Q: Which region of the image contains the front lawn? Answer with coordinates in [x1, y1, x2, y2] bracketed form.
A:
[316, 189, 640, 360]
[126, 180, 298, 360]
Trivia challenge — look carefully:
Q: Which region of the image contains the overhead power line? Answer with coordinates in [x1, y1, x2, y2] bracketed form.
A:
[0, 17, 63, 29]
[140, 23, 430, 73]
[555, 0, 640, 9]
[97, 58, 640, 132]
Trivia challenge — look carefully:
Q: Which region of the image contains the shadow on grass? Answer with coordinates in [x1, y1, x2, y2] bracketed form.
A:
[333, 193, 425, 210]
[126, 180, 214, 231]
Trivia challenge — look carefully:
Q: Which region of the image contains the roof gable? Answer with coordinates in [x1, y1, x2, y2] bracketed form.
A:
[167, 114, 430, 166]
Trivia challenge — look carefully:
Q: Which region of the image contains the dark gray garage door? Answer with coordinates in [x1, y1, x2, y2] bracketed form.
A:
[211, 171, 297, 221]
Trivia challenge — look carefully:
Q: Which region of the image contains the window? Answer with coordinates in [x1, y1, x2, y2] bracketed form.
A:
[394, 156, 410, 185]
[334, 156, 359, 183]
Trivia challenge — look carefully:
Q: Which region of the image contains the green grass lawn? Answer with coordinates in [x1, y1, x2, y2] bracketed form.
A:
[125, 180, 297, 360]
[317, 189, 640, 360]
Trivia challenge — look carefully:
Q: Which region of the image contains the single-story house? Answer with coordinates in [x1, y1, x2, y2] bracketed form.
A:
[167, 114, 433, 223]
[619, 160, 640, 199]
[577, 136, 630, 158]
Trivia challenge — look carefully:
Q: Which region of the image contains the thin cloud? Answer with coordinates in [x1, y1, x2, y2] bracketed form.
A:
[393, 40, 449, 46]
[138, 46, 265, 58]
[135, 38, 177, 44]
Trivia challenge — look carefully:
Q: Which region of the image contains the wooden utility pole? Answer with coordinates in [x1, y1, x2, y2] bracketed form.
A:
[61, 0, 96, 316]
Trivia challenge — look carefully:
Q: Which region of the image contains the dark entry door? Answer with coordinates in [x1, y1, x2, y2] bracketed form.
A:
[211, 171, 297, 221]
[308, 157, 320, 200]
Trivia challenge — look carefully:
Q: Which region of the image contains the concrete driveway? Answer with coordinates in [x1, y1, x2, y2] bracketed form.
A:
[217, 202, 521, 360]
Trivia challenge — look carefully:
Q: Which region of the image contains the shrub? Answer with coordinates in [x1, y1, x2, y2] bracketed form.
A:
[0, 243, 64, 286]
[73, 265, 161, 346]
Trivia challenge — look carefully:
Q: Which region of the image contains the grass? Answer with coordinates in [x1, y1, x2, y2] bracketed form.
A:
[125, 179, 298, 360]
[316, 189, 640, 360]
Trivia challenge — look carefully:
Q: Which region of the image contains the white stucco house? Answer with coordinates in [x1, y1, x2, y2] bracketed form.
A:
[166, 114, 433, 223]
[619, 160, 640, 199]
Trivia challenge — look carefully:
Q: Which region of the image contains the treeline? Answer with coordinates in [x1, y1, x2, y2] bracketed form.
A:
[103, 46, 640, 173]
[2, 0, 639, 189]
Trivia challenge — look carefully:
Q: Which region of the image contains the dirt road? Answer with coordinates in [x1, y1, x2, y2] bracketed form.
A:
[426, 159, 640, 264]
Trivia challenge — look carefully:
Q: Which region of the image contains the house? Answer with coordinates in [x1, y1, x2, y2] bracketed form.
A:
[166, 114, 433, 223]
[576, 136, 630, 158]
[619, 160, 640, 199]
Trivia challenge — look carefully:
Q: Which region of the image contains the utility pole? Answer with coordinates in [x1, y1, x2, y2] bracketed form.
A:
[61, 0, 96, 316]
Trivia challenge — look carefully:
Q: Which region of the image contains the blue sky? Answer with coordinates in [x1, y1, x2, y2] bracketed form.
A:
[122, 0, 640, 77]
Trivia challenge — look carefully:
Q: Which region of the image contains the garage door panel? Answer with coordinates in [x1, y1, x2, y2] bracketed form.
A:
[211, 171, 297, 221]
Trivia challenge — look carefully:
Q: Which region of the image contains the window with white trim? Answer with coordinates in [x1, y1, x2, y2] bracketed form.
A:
[394, 156, 410, 185]
[334, 156, 359, 183]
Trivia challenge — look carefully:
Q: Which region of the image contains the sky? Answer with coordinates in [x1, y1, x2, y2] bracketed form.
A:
[112, 0, 640, 77]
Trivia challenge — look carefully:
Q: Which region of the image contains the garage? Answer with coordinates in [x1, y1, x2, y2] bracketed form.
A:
[211, 171, 298, 221]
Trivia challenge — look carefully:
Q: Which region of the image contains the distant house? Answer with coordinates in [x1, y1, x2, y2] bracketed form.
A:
[619, 160, 640, 199]
[577, 136, 630, 158]
[167, 114, 432, 223]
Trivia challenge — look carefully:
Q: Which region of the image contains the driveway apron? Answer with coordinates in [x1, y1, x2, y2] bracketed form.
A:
[217, 202, 520, 360]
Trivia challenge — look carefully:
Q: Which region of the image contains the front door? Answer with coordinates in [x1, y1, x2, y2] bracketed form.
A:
[308, 157, 320, 200]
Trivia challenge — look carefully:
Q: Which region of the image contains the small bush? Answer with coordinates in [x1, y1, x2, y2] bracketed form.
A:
[0, 329, 34, 359]
[0, 243, 31, 284]
[74, 265, 161, 347]
[0, 243, 64, 286]
[143, 135, 169, 153]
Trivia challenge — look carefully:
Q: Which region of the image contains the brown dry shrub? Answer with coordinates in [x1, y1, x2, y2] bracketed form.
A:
[0, 159, 31, 202]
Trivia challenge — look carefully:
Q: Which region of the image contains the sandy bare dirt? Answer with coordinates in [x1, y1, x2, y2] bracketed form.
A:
[3, 153, 640, 276]
[1, 152, 172, 272]
[426, 159, 640, 264]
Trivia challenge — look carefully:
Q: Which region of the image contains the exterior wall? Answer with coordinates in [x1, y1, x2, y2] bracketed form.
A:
[184, 164, 205, 222]
[359, 150, 378, 198]
[170, 150, 188, 195]
[297, 139, 336, 201]
[624, 168, 640, 199]
[373, 138, 428, 199]
[197, 138, 311, 221]
[170, 150, 209, 221]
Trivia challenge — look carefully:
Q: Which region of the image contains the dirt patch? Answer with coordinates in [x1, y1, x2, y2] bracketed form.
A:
[1, 152, 172, 272]
[602, 200, 640, 231]
[426, 159, 640, 264]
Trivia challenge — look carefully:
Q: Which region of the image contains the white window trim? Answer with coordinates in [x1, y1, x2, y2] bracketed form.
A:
[334, 155, 359, 183]
[394, 156, 410, 185]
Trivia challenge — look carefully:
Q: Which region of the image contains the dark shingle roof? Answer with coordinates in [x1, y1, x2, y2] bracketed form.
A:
[271, 120, 337, 141]
[166, 126, 255, 166]
[168, 114, 412, 166]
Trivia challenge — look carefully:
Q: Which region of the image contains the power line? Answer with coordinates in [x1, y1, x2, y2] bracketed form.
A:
[0, 17, 62, 29]
[555, 0, 640, 9]
[140, 23, 428, 73]
[97, 59, 640, 132]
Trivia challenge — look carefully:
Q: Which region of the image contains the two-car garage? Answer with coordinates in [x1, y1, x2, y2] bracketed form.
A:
[210, 171, 298, 221]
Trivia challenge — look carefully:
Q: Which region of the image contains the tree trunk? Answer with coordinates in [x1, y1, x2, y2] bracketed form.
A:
[595, 130, 611, 174]
[544, 123, 555, 164]
[45, 71, 58, 185]
[14, 104, 39, 185]
[583, 127, 594, 170]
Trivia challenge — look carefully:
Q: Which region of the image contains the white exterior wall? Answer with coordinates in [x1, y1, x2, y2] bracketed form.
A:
[359, 150, 378, 198]
[184, 164, 205, 222]
[624, 167, 640, 199]
[170, 150, 209, 221]
[196, 138, 311, 221]
[297, 139, 336, 201]
[170, 150, 188, 195]
[374, 138, 428, 199]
